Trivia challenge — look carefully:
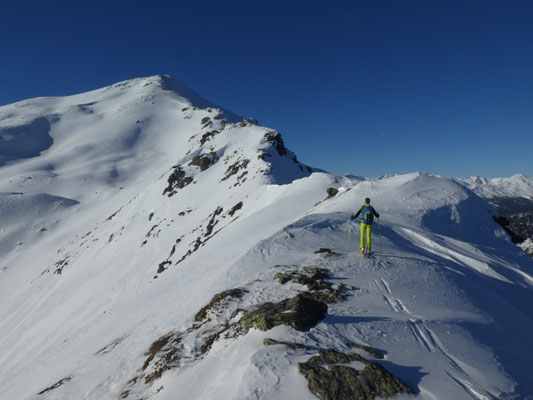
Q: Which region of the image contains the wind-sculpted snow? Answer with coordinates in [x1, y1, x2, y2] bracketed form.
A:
[1, 77, 533, 400]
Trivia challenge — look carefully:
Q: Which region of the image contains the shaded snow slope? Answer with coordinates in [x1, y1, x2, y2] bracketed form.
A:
[1, 77, 533, 400]
[0, 117, 53, 166]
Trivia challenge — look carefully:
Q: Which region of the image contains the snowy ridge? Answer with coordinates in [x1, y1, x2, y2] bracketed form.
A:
[1, 77, 533, 400]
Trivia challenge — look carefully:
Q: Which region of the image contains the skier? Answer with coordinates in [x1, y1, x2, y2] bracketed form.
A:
[351, 198, 380, 256]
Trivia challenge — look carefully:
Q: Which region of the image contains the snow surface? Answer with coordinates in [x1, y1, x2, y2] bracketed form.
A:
[1, 76, 533, 400]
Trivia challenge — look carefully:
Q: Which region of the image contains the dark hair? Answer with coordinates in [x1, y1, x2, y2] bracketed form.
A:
[365, 198, 370, 204]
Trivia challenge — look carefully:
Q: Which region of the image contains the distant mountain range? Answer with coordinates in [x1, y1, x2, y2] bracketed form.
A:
[458, 176, 533, 256]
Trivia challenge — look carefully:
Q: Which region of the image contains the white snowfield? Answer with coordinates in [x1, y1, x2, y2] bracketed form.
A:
[1, 76, 532, 400]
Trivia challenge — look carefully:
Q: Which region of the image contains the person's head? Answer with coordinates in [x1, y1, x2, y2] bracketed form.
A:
[365, 197, 370, 204]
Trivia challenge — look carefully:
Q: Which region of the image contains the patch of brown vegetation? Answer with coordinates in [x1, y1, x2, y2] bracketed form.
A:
[194, 289, 246, 322]
[142, 333, 183, 384]
[95, 334, 129, 355]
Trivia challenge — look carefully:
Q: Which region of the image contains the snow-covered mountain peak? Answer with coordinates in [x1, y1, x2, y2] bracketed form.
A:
[0, 75, 312, 201]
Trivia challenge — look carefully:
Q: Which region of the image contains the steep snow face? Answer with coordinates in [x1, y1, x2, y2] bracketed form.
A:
[1, 77, 533, 400]
[458, 175, 533, 200]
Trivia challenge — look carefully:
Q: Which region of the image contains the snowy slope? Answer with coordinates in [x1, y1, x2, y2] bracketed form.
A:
[1, 77, 533, 400]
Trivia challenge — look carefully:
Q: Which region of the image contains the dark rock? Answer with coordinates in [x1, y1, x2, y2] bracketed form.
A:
[189, 152, 220, 172]
[488, 197, 533, 245]
[493, 216, 525, 244]
[201, 117, 211, 125]
[326, 188, 339, 199]
[38, 377, 72, 395]
[274, 266, 350, 304]
[228, 201, 243, 217]
[351, 343, 384, 359]
[314, 248, 338, 256]
[200, 129, 220, 146]
[298, 349, 415, 400]
[53, 255, 70, 275]
[157, 260, 171, 274]
[263, 132, 287, 156]
[263, 338, 310, 350]
[205, 206, 224, 237]
[274, 271, 296, 284]
[239, 117, 258, 127]
[163, 166, 193, 196]
[106, 207, 123, 221]
[240, 293, 327, 332]
[258, 151, 272, 160]
[273, 266, 330, 288]
[302, 284, 349, 304]
[221, 159, 250, 182]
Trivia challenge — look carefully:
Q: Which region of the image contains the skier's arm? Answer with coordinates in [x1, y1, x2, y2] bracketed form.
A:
[373, 208, 380, 218]
[351, 207, 362, 220]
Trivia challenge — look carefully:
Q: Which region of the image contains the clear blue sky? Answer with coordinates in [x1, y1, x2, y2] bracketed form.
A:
[1, 0, 532, 178]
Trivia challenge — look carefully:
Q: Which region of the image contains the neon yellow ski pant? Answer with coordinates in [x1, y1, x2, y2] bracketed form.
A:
[360, 222, 373, 251]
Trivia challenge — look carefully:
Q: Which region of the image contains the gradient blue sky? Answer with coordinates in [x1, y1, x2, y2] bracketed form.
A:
[1, 0, 532, 178]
